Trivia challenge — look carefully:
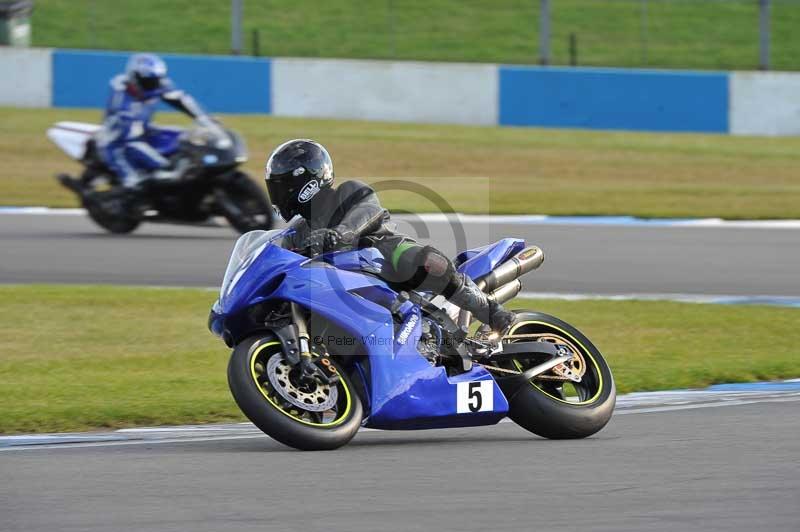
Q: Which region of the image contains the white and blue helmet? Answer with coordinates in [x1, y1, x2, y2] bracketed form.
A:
[125, 53, 167, 97]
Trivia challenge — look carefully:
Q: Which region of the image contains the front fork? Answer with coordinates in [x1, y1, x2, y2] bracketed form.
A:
[273, 303, 339, 385]
[291, 303, 313, 360]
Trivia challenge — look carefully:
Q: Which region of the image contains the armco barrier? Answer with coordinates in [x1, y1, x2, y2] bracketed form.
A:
[0, 47, 798, 135]
[499, 66, 729, 133]
[52, 50, 270, 114]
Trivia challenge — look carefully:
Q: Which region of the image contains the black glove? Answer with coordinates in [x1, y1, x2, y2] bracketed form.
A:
[301, 228, 342, 256]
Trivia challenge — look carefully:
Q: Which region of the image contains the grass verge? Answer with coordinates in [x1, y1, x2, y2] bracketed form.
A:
[3, 107, 800, 219]
[1, 284, 798, 434]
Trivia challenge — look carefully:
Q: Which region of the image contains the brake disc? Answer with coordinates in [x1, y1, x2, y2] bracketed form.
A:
[500, 332, 586, 382]
[266, 355, 338, 412]
[537, 335, 585, 382]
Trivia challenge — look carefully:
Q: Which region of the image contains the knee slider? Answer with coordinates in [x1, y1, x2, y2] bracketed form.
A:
[420, 246, 452, 278]
[417, 246, 459, 294]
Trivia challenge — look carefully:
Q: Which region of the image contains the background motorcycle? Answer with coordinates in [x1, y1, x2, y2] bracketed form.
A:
[209, 228, 616, 451]
[47, 119, 274, 234]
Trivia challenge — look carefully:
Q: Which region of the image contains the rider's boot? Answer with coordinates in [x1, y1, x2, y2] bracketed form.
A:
[57, 174, 83, 195]
[118, 175, 152, 218]
[152, 156, 191, 182]
[448, 274, 516, 332]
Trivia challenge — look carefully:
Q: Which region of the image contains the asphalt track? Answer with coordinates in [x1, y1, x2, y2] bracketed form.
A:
[2, 212, 800, 531]
[2, 398, 799, 532]
[2, 212, 799, 296]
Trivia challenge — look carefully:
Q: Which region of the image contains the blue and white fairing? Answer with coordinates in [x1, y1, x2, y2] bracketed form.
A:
[211, 229, 525, 430]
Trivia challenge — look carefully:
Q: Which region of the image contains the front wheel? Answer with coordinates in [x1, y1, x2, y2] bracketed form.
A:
[227, 336, 363, 450]
[216, 173, 274, 234]
[498, 311, 615, 439]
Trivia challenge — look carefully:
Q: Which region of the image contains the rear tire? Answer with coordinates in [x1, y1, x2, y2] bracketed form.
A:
[85, 201, 140, 234]
[502, 311, 615, 439]
[217, 173, 274, 234]
[227, 336, 363, 451]
[80, 173, 140, 234]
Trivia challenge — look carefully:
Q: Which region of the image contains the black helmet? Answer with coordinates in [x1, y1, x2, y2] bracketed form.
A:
[265, 139, 334, 221]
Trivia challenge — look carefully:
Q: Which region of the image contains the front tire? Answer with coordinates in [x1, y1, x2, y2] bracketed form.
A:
[217, 173, 274, 234]
[227, 336, 362, 450]
[500, 311, 615, 439]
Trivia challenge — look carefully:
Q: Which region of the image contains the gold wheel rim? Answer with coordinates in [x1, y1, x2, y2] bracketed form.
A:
[506, 321, 604, 406]
[249, 341, 352, 427]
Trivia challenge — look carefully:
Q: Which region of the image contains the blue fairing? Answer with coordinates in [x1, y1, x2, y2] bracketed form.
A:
[144, 126, 183, 156]
[320, 247, 387, 275]
[213, 230, 513, 430]
[456, 238, 525, 281]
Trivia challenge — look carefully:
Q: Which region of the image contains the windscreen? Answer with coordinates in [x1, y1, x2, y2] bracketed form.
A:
[186, 122, 231, 149]
[219, 229, 284, 301]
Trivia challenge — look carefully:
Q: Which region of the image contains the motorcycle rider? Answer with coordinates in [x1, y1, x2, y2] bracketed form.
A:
[96, 53, 209, 190]
[265, 139, 517, 332]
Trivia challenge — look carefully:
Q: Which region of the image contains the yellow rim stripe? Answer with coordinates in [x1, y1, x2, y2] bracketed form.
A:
[249, 341, 352, 427]
[509, 320, 604, 406]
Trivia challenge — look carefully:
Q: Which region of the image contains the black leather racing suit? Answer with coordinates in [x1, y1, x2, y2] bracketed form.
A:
[285, 180, 458, 295]
[285, 180, 515, 330]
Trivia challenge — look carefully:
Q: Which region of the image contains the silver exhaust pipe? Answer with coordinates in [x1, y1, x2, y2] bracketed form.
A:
[487, 279, 522, 305]
[477, 246, 545, 293]
[458, 246, 544, 328]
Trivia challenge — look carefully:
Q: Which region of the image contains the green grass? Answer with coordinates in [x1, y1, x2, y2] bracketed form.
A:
[3, 107, 800, 219]
[31, 0, 800, 71]
[1, 284, 798, 434]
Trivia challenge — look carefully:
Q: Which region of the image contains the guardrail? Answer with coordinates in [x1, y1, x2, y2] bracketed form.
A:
[0, 47, 798, 136]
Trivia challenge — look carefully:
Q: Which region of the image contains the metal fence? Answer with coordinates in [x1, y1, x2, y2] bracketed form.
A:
[236, 0, 800, 71]
[535, 0, 797, 70]
[34, 1, 800, 72]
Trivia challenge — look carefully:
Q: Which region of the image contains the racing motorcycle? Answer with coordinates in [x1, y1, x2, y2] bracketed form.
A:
[209, 228, 616, 450]
[47, 119, 274, 234]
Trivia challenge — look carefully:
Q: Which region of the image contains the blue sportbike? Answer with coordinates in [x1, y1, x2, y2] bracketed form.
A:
[209, 227, 615, 450]
[50, 118, 274, 234]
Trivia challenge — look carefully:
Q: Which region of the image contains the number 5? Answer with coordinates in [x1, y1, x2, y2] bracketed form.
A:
[457, 381, 493, 413]
[468, 382, 483, 412]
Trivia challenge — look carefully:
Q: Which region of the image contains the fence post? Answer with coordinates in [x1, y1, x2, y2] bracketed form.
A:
[231, 0, 243, 55]
[539, 0, 551, 65]
[388, 0, 397, 58]
[569, 33, 577, 66]
[252, 29, 261, 57]
[640, 0, 649, 66]
[759, 0, 771, 70]
[87, 0, 96, 49]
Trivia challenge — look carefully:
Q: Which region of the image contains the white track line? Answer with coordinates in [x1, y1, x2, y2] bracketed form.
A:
[0, 207, 85, 215]
[614, 395, 800, 414]
[518, 291, 800, 307]
[2, 207, 800, 229]
[0, 433, 270, 452]
[2, 391, 799, 452]
[384, 213, 800, 229]
[3, 284, 794, 308]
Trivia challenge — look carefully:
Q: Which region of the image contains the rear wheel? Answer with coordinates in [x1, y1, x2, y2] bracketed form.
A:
[497, 311, 615, 439]
[80, 172, 141, 234]
[217, 173, 274, 234]
[227, 336, 362, 450]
